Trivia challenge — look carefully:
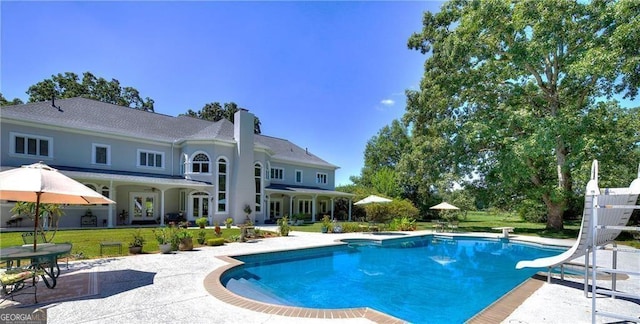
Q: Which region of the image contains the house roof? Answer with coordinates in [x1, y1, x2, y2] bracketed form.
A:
[1, 97, 336, 168]
[255, 135, 337, 169]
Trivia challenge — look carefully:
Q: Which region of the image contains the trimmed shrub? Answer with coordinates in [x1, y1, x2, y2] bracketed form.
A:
[340, 222, 363, 233]
[206, 238, 225, 246]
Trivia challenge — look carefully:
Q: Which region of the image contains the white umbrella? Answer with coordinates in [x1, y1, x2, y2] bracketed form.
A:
[0, 162, 115, 250]
[354, 195, 392, 205]
[430, 202, 459, 210]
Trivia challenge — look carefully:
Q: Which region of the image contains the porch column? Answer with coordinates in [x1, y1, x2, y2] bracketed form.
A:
[289, 195, 295, 218]
[160, 189, 166, 226]
[108, 180, 115, 228]
[330, 198, 335, 220]
[348, 198, 352, 221]
[209, 190, 215, 225]
[311, 195, 317, 222]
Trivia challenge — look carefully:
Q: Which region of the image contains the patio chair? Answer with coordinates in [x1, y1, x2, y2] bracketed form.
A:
[21, 232, 48, 245]
[432, 220, 446, 233]
[0, 265, 40, 304]
[447, 221, 459, 233]
[516, 160, 640, 291]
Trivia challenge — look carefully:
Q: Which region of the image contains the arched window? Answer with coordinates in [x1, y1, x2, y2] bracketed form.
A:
[254, 163, 262, 213]
[101, 185, 111, 206]
[217, 158, 228, 212]
[101, 185, 110, 199]
[192, 153, 210, 173]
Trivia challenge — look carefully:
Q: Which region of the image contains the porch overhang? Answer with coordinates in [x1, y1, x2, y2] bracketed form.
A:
[265, 184, 354, 198]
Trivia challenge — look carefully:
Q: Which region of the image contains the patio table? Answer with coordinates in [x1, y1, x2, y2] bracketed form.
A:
[0, 243, 72, 289]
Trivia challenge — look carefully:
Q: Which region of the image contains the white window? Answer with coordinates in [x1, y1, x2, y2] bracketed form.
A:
[319, 200, 328, 214]
[316, 172, 328, 184]
[92, 143, 110, 165]
[138, 150, 164, 168]
[270, 167, 284, 180]
[295, 170, 303, 183]
[11, 132, 52, 158]
[217, 158, 228, 213]
[298, 199, 313, 215]
[192, 153, 210, 173]
[255, 163, 262, 213]
[179, 190, 187, 212]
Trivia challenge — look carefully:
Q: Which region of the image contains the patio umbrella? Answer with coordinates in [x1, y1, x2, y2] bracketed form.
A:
[429, 202, 459, 210]
[0, 162, 114, 251]
[354, 195, 392, 205]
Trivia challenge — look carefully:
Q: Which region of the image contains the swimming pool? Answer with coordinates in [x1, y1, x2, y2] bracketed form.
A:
[221, 235, 564, 323]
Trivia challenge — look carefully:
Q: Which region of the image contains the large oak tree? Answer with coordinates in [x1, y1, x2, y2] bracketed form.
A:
[404, 0, 640, 230]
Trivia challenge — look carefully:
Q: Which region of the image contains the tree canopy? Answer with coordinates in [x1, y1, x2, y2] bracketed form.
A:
[25, 71, 155, 111]
[0, 93, 24, 106]
[182, 102, 262, 134]
[402, 0, 640, 229]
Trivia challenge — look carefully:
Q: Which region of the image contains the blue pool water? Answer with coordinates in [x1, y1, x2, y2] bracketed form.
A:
[222, 235, 564, 323]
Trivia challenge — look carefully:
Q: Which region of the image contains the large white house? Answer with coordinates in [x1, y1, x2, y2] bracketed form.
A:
[0, 98, 353, 228]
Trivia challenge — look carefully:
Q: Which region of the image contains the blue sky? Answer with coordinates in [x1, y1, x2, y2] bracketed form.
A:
[1, 1, 443, 186]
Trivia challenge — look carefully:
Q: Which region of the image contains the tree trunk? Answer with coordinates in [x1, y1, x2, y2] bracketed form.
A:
[545, 200, 565, 230]
[527, 158, 566, 231]
[545, 136, 571, 231]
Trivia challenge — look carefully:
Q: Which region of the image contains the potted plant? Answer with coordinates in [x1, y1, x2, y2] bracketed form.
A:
[243, 204, 253, 224]
[197, 230, 206, 245]
[214, 221, 222, 237]
[195, 217, 208, 229]
[153, 227, 173, 254]
[129, 228, 145, 254]
[277, 216, 290, 236]
[176, 229, 193, 251]
[225, 217, 233, 229]
[321, 215, 332, 233]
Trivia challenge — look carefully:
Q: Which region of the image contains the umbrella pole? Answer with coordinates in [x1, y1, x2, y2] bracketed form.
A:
[33, 192, 41, 252]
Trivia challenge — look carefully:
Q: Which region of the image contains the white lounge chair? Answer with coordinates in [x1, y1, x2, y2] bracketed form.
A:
[516, 160, 640, 292]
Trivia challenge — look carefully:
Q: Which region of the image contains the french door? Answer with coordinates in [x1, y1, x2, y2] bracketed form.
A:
[192, 192, 209, 220]
[131, 193, 156, 221]
[270, 199, 282, 218]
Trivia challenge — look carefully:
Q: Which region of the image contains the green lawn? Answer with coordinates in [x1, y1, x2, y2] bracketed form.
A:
[0, 227, 242, 260]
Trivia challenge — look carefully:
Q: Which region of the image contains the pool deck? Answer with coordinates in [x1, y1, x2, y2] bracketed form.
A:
[4, 228, 639, 323]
